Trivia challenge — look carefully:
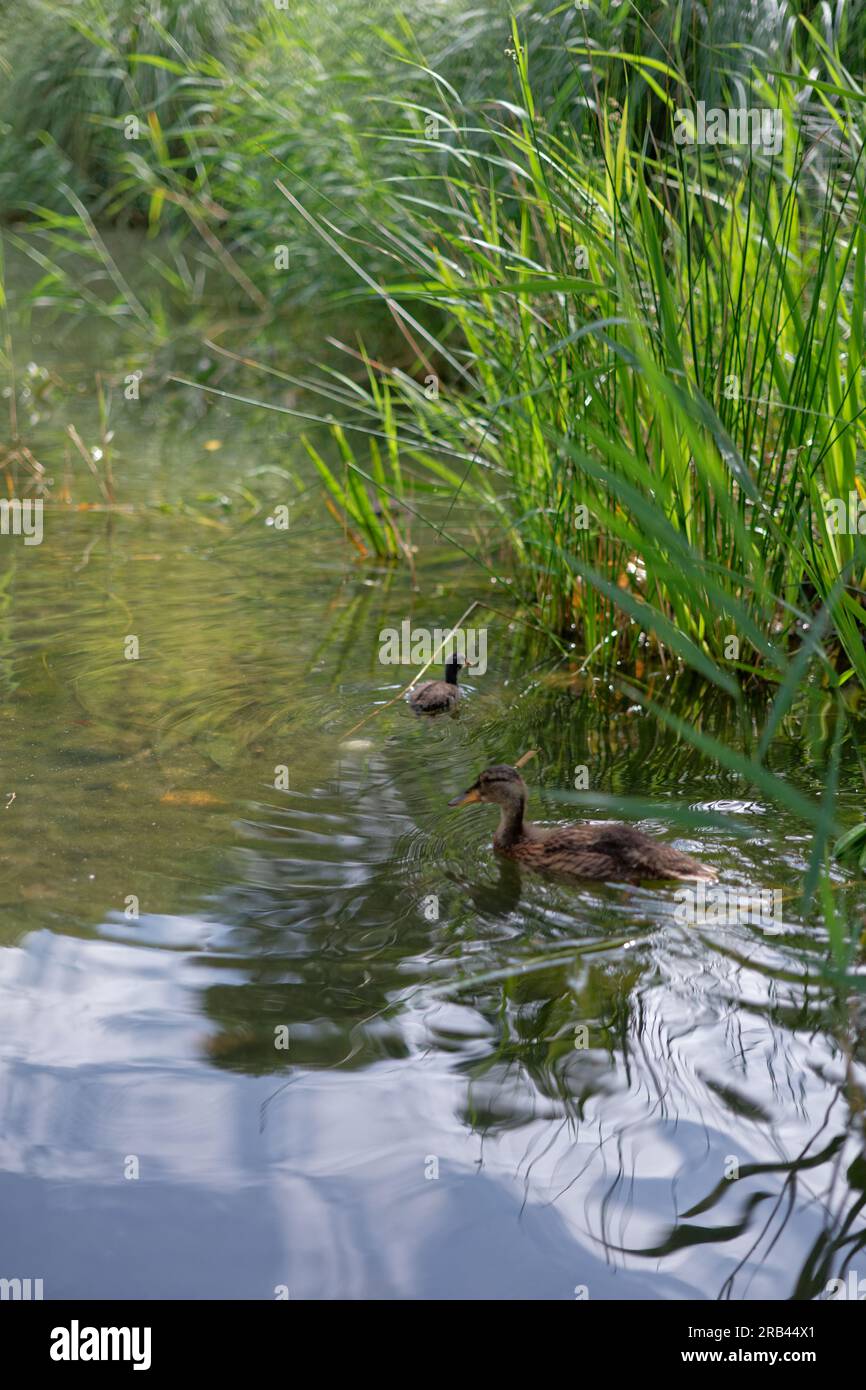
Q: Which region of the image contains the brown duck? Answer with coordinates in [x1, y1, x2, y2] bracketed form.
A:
[408, 657, 464, 713]
[448, 761, 715, 882]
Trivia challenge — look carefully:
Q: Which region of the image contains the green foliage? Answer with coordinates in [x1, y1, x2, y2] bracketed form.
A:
[833, 821, 866, 871]
[248, 27, 865, 693]
[6, 2, 866, 681]
[3, 0, 866, 988]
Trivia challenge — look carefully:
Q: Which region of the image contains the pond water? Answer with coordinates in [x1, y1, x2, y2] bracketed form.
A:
[2, 318, 866, 1301]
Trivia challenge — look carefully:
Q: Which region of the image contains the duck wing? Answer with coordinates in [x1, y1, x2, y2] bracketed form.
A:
[408, 680, 458, 712]
[511, 822, 714, 882]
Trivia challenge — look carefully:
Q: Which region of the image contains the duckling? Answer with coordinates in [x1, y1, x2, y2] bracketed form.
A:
[408, 657, 464, 714]
[448, 763, 716, 882]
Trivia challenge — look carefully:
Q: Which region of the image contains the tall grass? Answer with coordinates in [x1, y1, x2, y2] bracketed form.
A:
[4, 2, 865, 681]
[7, 3, 863, 308]
[288, 19, 866, 692]
[0, 0, 259, 215]
[8, 3, 865, 685]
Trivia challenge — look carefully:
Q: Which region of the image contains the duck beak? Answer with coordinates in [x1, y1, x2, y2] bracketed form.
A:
[448, 785, 481, 807]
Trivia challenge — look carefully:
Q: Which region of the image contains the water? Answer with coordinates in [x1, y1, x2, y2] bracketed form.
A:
[2, 332, 866, 1302]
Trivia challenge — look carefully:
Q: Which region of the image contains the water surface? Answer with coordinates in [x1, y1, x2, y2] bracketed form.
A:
[2, 361, 866, 1301]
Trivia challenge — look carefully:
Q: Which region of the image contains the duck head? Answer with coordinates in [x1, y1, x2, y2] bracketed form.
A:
[448, 763, 527, 810]
[444, 655, 465, 685]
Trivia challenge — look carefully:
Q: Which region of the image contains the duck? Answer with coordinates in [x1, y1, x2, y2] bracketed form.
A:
[448, 761, 716, 882]
[408, 657, 464, 713]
